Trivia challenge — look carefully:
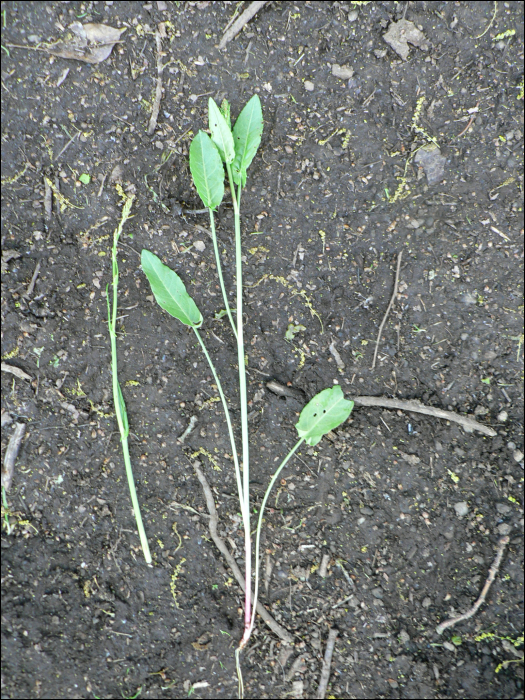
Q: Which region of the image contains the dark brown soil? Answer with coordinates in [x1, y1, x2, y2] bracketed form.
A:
[1, 2, 523, 699]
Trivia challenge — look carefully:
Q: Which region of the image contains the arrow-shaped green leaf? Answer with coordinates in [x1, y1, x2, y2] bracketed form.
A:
[141, 249, 203, 328]
[189, 131, 225, 210]
[209, 97, 235, 164]
[232, 94, 263, 187]
[295, 386, 354, 446]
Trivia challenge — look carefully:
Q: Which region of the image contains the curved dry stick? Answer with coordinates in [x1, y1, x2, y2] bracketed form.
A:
[371, 251, 402, 370]
[192, 461, 293, 645]
[218, 1, 269, 50]
[352, 395, 497, 437]
[436, 536, 510, 635]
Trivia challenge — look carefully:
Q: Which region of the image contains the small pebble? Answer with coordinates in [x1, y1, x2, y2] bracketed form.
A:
[443, 641, 456, 652]
[304, 80, 315, 91]
[507, 442, 516, 451]
[454, 502, 469, 517]
[496, 503, 512, 515]
[474, 406, 489, 416]
[193, 240, 206, 252]
[497, 410, 508, 422]
[348, 9, 359, 21]
[399, 630, 410, 644]
[513, 450, 524, 463]
[497, 523, 511, 535]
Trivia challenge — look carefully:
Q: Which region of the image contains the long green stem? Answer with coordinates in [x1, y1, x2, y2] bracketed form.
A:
[109, 308, 152, 564]
[109, 195, 152, 564]
[246, 438, 304, 642]
[226, 163, 252, 641]
[208, 209, 238, 340]
[193, 327, 245, 519]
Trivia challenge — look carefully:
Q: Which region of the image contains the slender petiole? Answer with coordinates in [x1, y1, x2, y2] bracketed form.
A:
[226, 160, 252, 642]
[193, 327, 245, 519]
[208, 209, 237, 340]
[246, 437, 304, 642]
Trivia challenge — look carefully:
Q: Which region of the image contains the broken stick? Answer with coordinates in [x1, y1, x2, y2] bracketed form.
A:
[316, 627, 339, 699]
[2, 422, 26, 492]
[352, 395, 497, 437]
[147, 29, 165, 135]
[218, 1, 269, 50]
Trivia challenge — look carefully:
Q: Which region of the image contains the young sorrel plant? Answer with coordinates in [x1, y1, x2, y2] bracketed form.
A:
[107, 189, 151, 564]
[141, 96, 354, 694]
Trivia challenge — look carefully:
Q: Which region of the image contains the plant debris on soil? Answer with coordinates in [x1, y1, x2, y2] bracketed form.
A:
[1, 2, 523, 699]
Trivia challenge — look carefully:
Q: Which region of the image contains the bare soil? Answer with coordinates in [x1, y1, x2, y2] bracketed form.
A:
[1, 2, 523, 699]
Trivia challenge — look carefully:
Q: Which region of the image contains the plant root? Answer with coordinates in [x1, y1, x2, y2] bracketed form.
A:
[436, 536, 510, 635]
[371, 251, 402, 370]
[192, 460, 293, 645]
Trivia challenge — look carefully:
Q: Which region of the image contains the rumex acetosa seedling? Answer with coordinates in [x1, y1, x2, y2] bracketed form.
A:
[141, 96, 354, 697]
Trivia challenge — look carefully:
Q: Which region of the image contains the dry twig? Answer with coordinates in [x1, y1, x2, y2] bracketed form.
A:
[192, 461, 293, 644]
[24, 261, 41, 299]
[218, 1, 269, 50]
[352, 395, 497, 437]
[371, 251, 402, 369]
[2, 422, 26, 492]
[316, 628, 339, 699]
[436, 536, 510, 635]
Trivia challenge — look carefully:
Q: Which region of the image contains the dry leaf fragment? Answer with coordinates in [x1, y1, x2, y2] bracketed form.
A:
[1, 249, 21, 273]
[382, 19, 429, 61]
[414, 144, 446, 185]
[46, 23, 125, 64]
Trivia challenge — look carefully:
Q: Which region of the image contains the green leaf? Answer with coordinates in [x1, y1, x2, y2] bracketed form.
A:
[285, 323, 306, 341]
[189, 131, 225, 210]
[209, 98, 235, 164]
[220, 99, 231, 130]
[79, 173, 91, 184]
[295, 386, 354, 446]
[232, 94, 263, 187]
[117, 381, 129, 438]
[141, 249, 203, 328]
